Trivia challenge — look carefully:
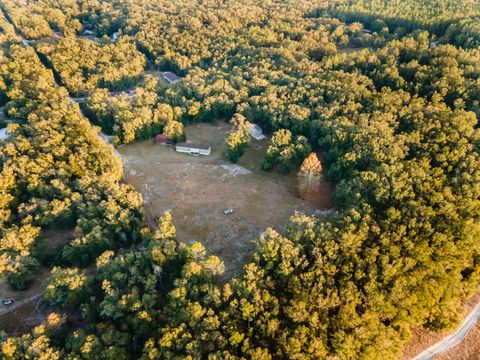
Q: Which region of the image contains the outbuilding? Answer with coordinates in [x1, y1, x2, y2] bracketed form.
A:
[111, 32, 119, 42]
[155, 134, 171, 145]
[162, 71, 182, 84]
[175, 142, 211, 156]
[0, 128, 10, 141]
[246, 122, 266, 140]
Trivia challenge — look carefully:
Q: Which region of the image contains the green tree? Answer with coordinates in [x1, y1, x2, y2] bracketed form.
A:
[225, 114, 250, 163]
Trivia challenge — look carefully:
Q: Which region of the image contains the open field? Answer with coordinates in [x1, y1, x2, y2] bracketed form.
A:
[118, 121, 333, 278]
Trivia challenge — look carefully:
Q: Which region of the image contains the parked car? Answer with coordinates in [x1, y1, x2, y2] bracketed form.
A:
[223, 208, 234, 215]
[2, 298, 15, 306]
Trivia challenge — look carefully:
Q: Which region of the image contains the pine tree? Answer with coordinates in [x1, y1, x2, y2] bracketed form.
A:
[297, 153, 322, 196]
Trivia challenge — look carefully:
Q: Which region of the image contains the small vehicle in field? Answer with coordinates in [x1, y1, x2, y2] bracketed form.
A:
[223, 208, 234, 215]
[2, 298, 15, 306]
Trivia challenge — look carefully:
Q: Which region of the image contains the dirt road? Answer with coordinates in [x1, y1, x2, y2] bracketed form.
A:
[412, 303, 480, 360]
[0, 294, 43, 317]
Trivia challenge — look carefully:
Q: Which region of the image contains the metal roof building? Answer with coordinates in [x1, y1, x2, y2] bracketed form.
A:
[162, 71, 182, 84]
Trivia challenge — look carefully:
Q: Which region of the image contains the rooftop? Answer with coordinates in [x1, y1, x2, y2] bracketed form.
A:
[0, 127, 10, 141]
[162, 71, 182, 84]
[176, 142, 211, 150]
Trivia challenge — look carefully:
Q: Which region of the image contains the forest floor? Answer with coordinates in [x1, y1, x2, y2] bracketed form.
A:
[403, 292, 480, 359]
[117, 120, 333, 279]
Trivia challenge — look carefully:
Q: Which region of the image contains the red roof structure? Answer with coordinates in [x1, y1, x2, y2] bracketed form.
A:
[155, 134, 170, 143]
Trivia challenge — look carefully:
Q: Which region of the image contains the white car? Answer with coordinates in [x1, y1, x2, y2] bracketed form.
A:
[223, 208, 234, 215]
[2, 298, 15, 305]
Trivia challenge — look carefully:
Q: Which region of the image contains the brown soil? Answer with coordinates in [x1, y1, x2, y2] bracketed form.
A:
[117, 121, 333, 278]
[0, 268, 49, 303]
[402, 292, 480, 359]
[40, 227, 74, 253]
[0, 295, 52, 335]
[435, 323, 480, 359]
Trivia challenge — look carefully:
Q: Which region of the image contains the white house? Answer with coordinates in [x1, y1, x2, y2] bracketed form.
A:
[246, 122, 266, 140]
[176, 142, 211, 156]
[0, 128, 10, 141]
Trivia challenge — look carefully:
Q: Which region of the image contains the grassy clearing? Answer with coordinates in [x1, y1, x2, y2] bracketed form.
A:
[117, 120, 333, 278]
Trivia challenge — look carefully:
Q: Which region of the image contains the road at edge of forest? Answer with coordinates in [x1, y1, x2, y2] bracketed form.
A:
[412, 303, 480, 360]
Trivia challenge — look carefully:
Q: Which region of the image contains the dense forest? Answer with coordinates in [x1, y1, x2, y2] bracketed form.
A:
[0, 0, 480, 359]
[323, 0, 480, 46]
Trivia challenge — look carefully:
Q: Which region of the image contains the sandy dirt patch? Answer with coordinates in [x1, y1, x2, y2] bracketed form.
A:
[118, 121, 333, 278]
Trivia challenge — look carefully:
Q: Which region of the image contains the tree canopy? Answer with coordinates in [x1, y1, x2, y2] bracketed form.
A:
[1, 0, 480, 359]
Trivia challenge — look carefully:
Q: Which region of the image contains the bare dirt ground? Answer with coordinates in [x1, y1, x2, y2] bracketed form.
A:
[40, 227, 74, 254]
[0, 268, 47, 308]
[403, 292, 480, 360]
[0, 295, 51, 335]
[436, 323, 480, 359]
[118, 121, 333, 278]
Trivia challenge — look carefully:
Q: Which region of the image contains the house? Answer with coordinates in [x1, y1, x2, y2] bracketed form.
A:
[0, 128, 10, 141]
[430, 40, 440, 49]
[162, 71, 182, 84]
[155, 134, 171, 144]
[176, 142, 211, 156]
[246, 122, 266, 140]
[82, 30, 94, 36]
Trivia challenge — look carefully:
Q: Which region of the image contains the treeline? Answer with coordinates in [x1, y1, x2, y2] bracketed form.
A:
[0, 0, 82, 39]
[0, 19, 145, 289]
[321, 0, 480, 47]
[83, 78, 184, 144]
[37, 36, 146, 96]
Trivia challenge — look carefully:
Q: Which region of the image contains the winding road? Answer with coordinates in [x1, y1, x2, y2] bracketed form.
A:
[412, 303, 480, 360]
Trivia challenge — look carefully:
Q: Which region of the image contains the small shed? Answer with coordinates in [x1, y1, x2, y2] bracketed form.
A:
[176, 142, 211, 156]
[247, 122, 266, 140]
[111, 32, 119, 42]
[162, 71, 182, 84]
[0, 128, 10, 141]
[155, 134, 171, 144]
